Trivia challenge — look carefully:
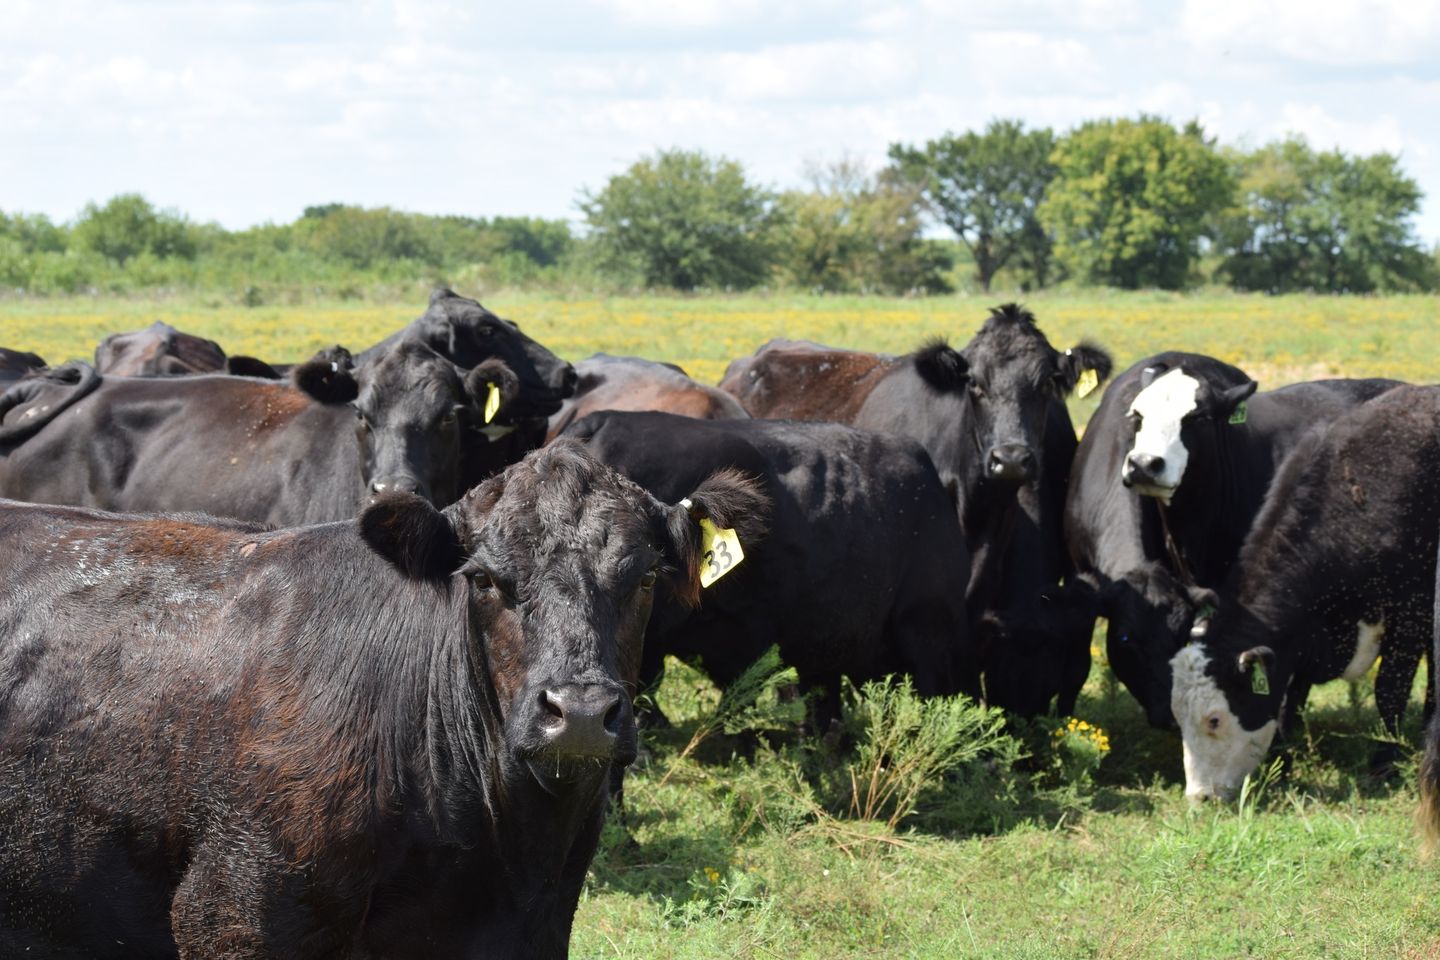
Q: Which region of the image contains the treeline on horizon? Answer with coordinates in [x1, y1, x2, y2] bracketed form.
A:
[2, 115, 1436, 303]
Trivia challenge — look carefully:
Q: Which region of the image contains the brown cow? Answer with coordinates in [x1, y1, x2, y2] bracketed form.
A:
[546, 353, 749, 441]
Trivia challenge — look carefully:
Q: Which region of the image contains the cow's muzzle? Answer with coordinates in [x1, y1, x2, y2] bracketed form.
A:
[986, 444, 1036, 483]
[1121, 453, 1165, 488]
[536, 682, 631, 761]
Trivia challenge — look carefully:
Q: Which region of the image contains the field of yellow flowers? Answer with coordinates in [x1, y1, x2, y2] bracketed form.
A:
[2, 289, 1438, 958]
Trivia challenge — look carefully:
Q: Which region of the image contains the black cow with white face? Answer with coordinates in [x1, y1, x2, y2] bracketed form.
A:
[1170, 385, 1439, 800]
[1066, 352, 1401, 728]
[720, 304, 1111, 716]
[0, 442, 761, 957]
[0, 343, 516, 525]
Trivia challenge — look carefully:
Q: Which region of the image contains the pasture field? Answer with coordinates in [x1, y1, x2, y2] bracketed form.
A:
[3, 290, 1439, 958]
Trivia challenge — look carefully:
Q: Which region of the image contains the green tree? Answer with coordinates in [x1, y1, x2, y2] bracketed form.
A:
[888, 120, 1056, 292]
[777, 157, 951, 293]
[1038, 117, 1233, 289]
[293, 205, 439, 269]
[580, 149, 779, 291]
[71, 194, 197, 265]
[1219, 137, 1431, 293]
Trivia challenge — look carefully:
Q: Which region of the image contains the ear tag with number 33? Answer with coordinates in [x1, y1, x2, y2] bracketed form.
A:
[698, 518, 744, 588]
[484, 383, 501, 424]
[1076, 368, 1099, 399]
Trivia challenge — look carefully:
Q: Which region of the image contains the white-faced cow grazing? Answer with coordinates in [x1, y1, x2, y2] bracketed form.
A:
[1065, 351, 1401, 728]
[720, 304, 1111, 716]
[1171, 385, 1440, 801]
[0, 343, 532, 524]
[0, 441, 762, 958]
[545, 353, 749, 441]
[564, 410, 977, 729]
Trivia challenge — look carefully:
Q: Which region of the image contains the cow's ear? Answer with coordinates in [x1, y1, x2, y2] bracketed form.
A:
[661, 469, 769, 607]
[226, 355, 281, 379]
[1236, 646, 1275, 694]
[1218, 379, 1258, 418]
[360, 491, 464, 580]
[1187, 586, 1220, 638]
[464, 359, 519, 422]
[292, 346, 358, 404]
[914, 339, 969, 393]
[1057, 342, 1114, 395]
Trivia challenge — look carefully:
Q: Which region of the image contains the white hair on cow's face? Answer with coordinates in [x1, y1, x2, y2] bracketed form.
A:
[1126, 369, 1201, 502]
[1170, 644, 1277, 801]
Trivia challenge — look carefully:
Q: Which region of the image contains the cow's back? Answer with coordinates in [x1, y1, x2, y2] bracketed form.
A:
[720, 339, 892, 422]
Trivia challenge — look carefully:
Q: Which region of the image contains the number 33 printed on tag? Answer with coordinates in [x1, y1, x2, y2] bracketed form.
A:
[698, 518, 744, 588]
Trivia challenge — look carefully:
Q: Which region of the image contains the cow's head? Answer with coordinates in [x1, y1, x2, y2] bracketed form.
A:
[94, 320, 228, 377]
[1170, 616, 1280, 801]
[411, 288, 576, 409]
[1099, 564, 1214, 729]
[359, 440, 767, 789]
[1120, 360, 1257, 502]
[293, 341, 515, 506]
[923, 304, 1110, 487]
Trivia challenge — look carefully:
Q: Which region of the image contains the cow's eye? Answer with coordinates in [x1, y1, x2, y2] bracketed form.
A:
[639, 569, 658, 592]
[1206, 715, 1221, 733]
[441, 410, 457, 426]
[469, 569, 494, 589]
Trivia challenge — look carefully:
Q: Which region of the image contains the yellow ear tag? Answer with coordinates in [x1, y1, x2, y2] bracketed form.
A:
[698, 518, 744, 588]
[484, 383, 501, 424]
[1076, 368, 1099, 399]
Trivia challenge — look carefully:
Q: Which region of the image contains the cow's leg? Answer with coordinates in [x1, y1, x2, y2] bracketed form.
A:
[171, 833, 362, 960]
[1371, 632, 1423, 777]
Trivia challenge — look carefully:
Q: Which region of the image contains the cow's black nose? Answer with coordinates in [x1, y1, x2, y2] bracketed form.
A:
[538, 683, 624, 758]
[369, 477, 425, 498]
[1125, 453, 1165, 482]
[987, 444, 1036, 483]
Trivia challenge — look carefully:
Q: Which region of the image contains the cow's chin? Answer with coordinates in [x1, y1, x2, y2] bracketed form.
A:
[522, 752, 616, 795]
[1131, 482, 1177, 505]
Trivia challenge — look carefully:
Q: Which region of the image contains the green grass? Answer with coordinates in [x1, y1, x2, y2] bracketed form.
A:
[3, 289, 1439, 958]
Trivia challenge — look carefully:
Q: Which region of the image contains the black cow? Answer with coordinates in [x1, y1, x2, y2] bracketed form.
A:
[720, 305, 1112, 716]
[0, 348, 44, 385]
[0, 441, 760, 957]
[0, 343, 531, 524]
[94, 320, 229, 376]
[1420, 529, 1440, 851]
[546, 353, 748, 441]
[1065, 351, 1401, 727]
[1170, 385, 1440, 800]
[564, 411, 977, 728]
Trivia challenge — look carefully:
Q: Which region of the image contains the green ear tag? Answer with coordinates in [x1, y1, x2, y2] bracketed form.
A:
[484, 383, 501, 424]
[1228, 401, 1248, 425]
[1249, 660, 1269, 696]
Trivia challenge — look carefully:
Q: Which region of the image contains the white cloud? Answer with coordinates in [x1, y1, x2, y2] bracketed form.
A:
[1182, 0, 1440, 66]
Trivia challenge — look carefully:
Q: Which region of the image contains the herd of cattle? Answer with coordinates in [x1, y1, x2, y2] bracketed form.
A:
[0, 287, 1437, 957]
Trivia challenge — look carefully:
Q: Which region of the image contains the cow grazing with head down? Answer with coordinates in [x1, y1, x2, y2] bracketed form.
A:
[545, 353, 748, 441]
[720, 304, 1112, 716]
[1170, 385, 1439, 801]
[0, 342, 521, 525]
[1065, 351, 1402, 728]
[0, 441, 762, 958]
[564, 410, 977, 729]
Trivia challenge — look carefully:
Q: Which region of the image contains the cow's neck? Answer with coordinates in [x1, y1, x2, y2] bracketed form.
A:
[1153, 430, 1259, 585]
[961, 477, 1023, 614]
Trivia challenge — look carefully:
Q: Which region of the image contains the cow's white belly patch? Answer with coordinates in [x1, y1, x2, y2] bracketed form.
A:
[1342, 619, 1384, 680]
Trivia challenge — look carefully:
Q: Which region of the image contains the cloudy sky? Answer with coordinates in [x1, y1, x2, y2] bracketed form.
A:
[3, 0, 1438, 241]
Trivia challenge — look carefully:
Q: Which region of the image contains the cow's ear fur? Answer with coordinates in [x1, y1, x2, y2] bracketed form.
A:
[465, 359, 520, 414]
[429, 286, 459, 306]
[292, 346, 359, 404]
[913, 338, 969, 393]
[1056, 342, 1114, 395]
[1218, 379, 1258, 416]
[360, 491, 464, 580]
[662, 469, 769, 607]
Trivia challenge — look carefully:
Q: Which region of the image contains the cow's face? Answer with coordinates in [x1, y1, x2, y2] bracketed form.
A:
[448, 442, 764, 788]
[1101, 565, 1205, 729]
[950, 304, 1111, 487]
[294, 342, 513, 506]
[1170, 642, 1279, 800]
[1121, 364, 1257, 502]
[416, 288, 576, 410]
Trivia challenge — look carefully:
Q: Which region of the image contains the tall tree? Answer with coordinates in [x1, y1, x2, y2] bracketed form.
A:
[580, 149, 778, 291]
[1038, 117, 1232, 290]
[1219, 137, 1431, 293]
[888, 120, 1055, 292]
[777, 157, 951, 294]
[71, 194, 197, 265]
